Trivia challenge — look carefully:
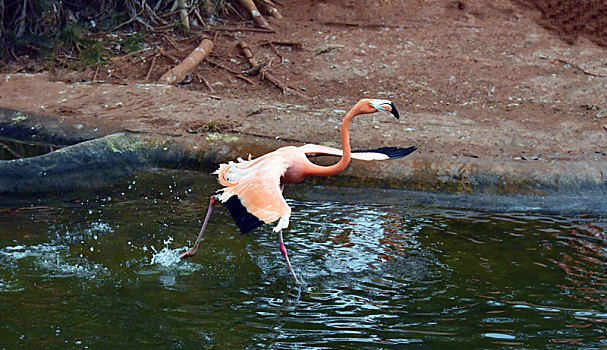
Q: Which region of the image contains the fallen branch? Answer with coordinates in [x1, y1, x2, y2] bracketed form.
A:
[203, 26, 274, 33]
[206, 58, 255, 85]
[146, 53, 158, 81]
[260, 0, 283, 19]
[158, 48, 179, 64]
[110, 47, 154, 64]
[236, 0, 272, 29]
[92, 61, 100, 81]
[178, 0, 190, 30]
[159, 39, 213, 85]
[196, 73, 215, 92]
[239, 40, 260, 67]
[321, 21, 410, 29]
[260, 40, 303, 48]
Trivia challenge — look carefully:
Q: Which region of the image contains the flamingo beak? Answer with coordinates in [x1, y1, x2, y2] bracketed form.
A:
[389, 102, 400, 119]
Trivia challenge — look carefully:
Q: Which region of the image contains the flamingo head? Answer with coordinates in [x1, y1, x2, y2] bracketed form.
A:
[368, 99, 400, 119]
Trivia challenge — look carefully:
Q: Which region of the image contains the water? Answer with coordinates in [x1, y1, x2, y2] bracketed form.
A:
[0, 137, 60, 160]
[0, 171, 605, 348]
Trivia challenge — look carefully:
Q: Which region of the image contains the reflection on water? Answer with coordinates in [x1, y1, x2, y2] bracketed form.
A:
[0, 170, 605, 348]
[0, 137, 60, 160]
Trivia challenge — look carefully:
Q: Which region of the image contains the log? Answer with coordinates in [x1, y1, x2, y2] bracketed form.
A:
[159, 39, 214, 85]
[237, 0, 272, 29]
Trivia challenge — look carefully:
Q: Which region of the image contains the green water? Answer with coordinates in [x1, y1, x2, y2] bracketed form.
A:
[0, 138, 60, 160]
[0, 171, 605, 348]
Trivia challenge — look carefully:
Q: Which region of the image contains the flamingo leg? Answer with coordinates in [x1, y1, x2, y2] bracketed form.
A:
[180, 195, 218, 259]
[278, 229, 301, 285]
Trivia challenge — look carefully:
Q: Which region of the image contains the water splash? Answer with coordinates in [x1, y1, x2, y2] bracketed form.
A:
[150, 246, 186, 267]
[0, 242, 108, 280]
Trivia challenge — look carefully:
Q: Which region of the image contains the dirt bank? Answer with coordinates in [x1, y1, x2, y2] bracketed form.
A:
[1, 0, 606, 195]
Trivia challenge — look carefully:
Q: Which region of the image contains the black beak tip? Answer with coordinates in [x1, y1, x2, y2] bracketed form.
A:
[390, 102, 400, 119]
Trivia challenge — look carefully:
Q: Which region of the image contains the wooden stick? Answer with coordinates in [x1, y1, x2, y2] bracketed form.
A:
[236, 0, 272, 29]
[146, 54, 158, 81]
[238, 41, 259, 67]
[159, 39, 214, 85]
[161, 34, 179, 50]
[197, 73, 215, 93]
[206, 58, 239, 74]
[92, 61, 100, 81]
[158, 48, 179, 64]
[260, 40, 303, 48]
[206, 58, 255, 85]
[321, 21, 410, 29]
[202, 26, 274, 33]
[261, 0, 283, 19]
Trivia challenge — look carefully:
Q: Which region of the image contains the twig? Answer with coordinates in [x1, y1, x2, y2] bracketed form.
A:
[315, 44, 344, 55]
[161, 34, 179, 50]
[264, 41, 283, 65]
[193, 8, 205, 27]
[320, 21, 410, 29]
[235, 74, 256, 85]
[206, 58, 256, 85]
[196, 73, 215, 93]
[206, 58, 239, 74]
[103, 10, 145, 33]
[225, 2, 247, 21]
[203, 26, 274, 33]
[16, 0, 28, 38]
[146, 54, 158, 81]
[158, 48, 179, 63]
[112, 47, 154, 62]
[0, 140, 23, 159]
[92, 61, 100, 81]
[260, 40, 303, 48]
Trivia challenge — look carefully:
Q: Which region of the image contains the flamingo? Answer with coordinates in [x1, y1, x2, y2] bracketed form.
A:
[180, 98, 416, 284]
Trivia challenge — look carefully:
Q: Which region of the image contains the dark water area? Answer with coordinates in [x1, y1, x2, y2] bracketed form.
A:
[0, 137, 59, 160]
[0, 170, 605, 348]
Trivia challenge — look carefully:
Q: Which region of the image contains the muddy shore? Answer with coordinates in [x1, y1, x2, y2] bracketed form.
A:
[1, 1, 606, 200]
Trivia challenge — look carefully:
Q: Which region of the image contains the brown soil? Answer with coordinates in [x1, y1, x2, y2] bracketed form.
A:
[1, 0, 606, 179]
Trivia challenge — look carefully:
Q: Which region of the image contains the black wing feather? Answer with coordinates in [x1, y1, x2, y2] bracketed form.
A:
[352, 146, 417, 159]
[223, 196, 264, 234]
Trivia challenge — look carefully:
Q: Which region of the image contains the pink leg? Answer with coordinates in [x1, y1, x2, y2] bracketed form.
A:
[180, 195, 218, 259]
[278, 230, 301, 285]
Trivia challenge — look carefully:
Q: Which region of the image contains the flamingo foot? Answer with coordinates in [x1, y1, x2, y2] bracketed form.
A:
[179, 248, 197, 259]
[278, 230, 301, 285]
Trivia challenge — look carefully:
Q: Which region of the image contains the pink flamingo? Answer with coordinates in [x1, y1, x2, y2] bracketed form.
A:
[180, 98, 415, 284]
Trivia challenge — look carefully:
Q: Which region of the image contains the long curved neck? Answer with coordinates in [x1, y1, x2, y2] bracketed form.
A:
[306, 103, 363, 177]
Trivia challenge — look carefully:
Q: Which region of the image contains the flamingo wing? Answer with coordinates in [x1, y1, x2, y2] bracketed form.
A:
[299, 144, 416, 161]
[215, 154, 291, 227]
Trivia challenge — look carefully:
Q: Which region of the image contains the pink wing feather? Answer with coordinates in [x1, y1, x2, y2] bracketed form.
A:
[215, 152, 291, 224]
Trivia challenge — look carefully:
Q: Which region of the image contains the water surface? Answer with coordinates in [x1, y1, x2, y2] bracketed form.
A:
[0, 170, 605, 348]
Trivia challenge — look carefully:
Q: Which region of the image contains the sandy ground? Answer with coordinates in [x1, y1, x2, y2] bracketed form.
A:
[1, 0, 606, 193]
